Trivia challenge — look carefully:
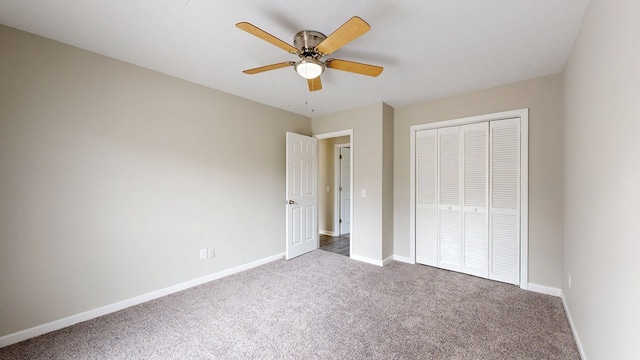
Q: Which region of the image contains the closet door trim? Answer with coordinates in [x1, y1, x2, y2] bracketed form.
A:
[409, 108, 529, 290]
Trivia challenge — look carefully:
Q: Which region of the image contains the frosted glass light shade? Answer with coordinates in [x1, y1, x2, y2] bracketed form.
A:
[295, 59, 324, 79]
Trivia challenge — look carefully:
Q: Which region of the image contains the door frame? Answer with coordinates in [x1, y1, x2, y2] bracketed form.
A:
[334, 143, 351, 236]
[409, 109, 529, 289]
[315, 129, 354, 258]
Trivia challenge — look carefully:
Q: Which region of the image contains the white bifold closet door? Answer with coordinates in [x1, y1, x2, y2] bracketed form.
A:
[461, 122, 489, 278]
[436, 124, 490, 276]
[415, 118, 520, 285]
[437, 126, 462, 272]
[489, 119, 521, 284]
[415, 129, 438, 267]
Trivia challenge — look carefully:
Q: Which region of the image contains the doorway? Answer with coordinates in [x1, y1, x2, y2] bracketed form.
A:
[315, 130, 353, 258]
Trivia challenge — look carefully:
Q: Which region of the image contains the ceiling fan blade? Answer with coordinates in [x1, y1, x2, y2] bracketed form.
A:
[326, 59, 383, 77]
[308, 77, 322, 91]
[243, 62, 294, 75]
[315, 16, 370, 56]
[236, 22, 299, 54]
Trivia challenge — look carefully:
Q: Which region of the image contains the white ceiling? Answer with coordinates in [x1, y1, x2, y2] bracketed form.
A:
[0, 0, 589, 117]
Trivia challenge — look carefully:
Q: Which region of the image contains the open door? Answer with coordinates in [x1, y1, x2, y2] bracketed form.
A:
[286, 132, 318, 260]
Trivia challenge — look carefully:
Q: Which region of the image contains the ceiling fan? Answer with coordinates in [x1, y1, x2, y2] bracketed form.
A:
[236, 16, 383, 91]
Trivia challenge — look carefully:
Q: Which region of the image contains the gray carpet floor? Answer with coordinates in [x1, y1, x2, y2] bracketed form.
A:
[0, 250, 580, 359]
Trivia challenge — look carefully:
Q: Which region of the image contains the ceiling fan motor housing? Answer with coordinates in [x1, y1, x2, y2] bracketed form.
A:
[294, 30, 326, 57]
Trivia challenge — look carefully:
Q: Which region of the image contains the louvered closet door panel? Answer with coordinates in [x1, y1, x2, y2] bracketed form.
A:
[416, 129, 438, 266]
[489, 119, 520, 285]
[438, 126, 461, 271]
[461, 123, 489, 278]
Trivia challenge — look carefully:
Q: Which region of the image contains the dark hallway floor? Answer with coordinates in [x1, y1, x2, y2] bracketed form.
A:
[319, 234, 350, 256]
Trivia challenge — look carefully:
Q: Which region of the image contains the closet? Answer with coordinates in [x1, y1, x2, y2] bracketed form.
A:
[415, 116, 523, 286]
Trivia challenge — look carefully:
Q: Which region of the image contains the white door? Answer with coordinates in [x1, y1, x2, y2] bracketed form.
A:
[461, 122, 489, 278]
[339, 147, 351, 235]
[438, 126, 462, 272]
[286, 132, 318, 260]
[489, 119, 521, 285]
[413, 111, 526, 287]
[417, 124, 490, 278]
[416, 129, 438, 267]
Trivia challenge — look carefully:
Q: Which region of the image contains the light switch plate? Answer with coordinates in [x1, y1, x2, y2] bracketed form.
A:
[361, 189, 367, 198]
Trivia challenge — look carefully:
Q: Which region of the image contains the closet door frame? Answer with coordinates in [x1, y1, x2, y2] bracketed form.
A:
[409, 108, 529, 290]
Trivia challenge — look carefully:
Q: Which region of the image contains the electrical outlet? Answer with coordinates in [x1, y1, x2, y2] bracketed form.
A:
[199, 248, 207, 260]
[568, 274, 572, 289]
[208, 248, 215, 258]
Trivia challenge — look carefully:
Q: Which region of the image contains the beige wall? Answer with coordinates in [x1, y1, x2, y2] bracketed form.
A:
[318, 136, 350, 234]
[393, 74, 564, 288]
[563, 0, 640, 358]
[0, 25, 310, 337]
[312, 103, 390, 262]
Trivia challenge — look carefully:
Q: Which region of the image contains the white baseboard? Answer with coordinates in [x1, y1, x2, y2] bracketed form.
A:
[0, 252, 285, 348]
[353, 255, 404, 267]
[319, 230, 337, 236]
[392, 255, 415, 264]
[350, 254, 383, 267]
[382, 255, 394, 266]
[561, 290, 587, 360]
[527, 283, 562, 297]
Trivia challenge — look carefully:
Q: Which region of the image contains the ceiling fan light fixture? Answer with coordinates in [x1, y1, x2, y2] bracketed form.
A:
[295, 58, 324, 79]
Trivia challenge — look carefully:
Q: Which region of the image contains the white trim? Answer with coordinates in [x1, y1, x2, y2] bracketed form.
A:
[409, 109, 529, 289]
[314, 129, 352, 140]
[0, 252, 285, 348]
[349, 138, 353, 258]
[519, 113, 529, 289]
[334, 145, 340, 236]
[409, 109, 529, 132]
[409, 125, 417, 266]
[561, 291, 587, 360]
[392, 255, 415, 264]
[350, 254, 384, 267]
[382, 255, 394, 266]
[319, 229, 338, 236]
[314, 129, 354, 259]
[527, 283, 562, 297]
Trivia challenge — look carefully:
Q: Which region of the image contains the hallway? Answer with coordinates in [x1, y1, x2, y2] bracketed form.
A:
[319, 234, 350, 257]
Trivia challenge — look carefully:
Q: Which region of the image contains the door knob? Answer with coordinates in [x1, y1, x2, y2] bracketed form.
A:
[288, 200, 295, 204]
